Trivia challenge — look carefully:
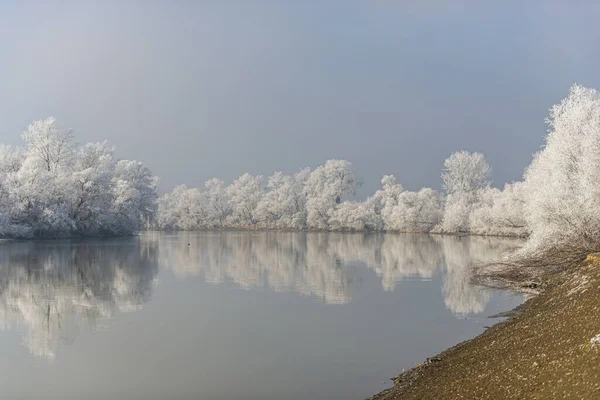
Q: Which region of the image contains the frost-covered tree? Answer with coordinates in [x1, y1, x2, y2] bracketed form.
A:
[112, 160, 158, 233]
[522, 85, 600, 256]
[156, 185, 207, 230]
[204, 178, 230, 228]
[21, 117, 73, 174]
[304, 160, 360, 229]
[9, 153, 67, 235]
[0, 145, 24, 174]
[387, 188, 443, 232]
[69, 142, 115, 234]
[470, 182, 527, 237]
[370, 175, 442, 232]
[255, 169, 310, 229]
[374, 175, 404, 230]
[329, 201, 381, 231]
[0, 118, 159, 238]
[226, 173, 264, 227]
[0, 146, 27, 234]
[442, 151, 491, 195]
[439, 151, 491, 233]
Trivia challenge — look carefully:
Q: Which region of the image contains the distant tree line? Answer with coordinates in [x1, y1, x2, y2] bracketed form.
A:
[155, 153, 525, 237]
[158, 85, 600, 261]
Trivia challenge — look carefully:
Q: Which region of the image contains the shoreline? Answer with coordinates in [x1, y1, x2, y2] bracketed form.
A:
[368, 255, 600, 399]
[148, 228, 527, 238]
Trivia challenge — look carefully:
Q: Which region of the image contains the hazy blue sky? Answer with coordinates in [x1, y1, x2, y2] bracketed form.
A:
[1, 1, 600, 197]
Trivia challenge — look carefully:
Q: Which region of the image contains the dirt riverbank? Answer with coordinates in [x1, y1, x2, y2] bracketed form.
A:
[369, 254, 600, 399]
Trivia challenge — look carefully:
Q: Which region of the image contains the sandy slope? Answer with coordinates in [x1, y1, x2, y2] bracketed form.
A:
[369, 255, 600, 399]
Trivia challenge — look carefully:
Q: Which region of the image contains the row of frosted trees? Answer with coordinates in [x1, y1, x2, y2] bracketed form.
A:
[0, 118, 158, 238]
[4, 84, 600, 262]
[158, 84, 600, 261]
[156, 153, 526, 237]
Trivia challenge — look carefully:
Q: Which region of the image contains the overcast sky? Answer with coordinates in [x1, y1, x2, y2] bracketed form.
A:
[1, 1, 600, 197]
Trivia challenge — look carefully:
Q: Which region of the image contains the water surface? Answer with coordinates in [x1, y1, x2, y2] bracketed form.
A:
[0, 232, 522, 399]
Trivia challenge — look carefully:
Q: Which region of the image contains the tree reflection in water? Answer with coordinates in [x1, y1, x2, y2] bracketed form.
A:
[0, 238, 158, 358]
[156, 232, 521, 312]
[0, 232, 520, 358]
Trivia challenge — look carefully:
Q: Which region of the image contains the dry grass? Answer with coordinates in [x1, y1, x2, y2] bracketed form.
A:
[472, 244, 590, 292]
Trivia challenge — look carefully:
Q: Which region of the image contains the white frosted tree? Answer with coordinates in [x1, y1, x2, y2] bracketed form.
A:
[112, 160, 158, 233]
[156, 185, 207, 230]
[226, 173, 264, 227]
[0, 146, 26, 235]
[329, 201, 380, 231]
[69, 142, 115, 234]
[470, 182, 527, 237]
[442, 151, 491, 195]
[255, 168, 309, 229]
[21, 117, 73, 174]
[387, 188, 443, 232]
[156, 187, 181, 230]
[522, 85, 600, 257]
[304, 160, 360, 229]
[204, 178, 230, 228]
[374, 175, 404, 230]
[0, 118, 159, 238]
[9, 152, 67, 235]
[439, 151, 491, 233]
[0, 145, 24, 174]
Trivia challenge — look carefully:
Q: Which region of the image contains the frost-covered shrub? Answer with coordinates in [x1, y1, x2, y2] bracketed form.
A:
[328, 201, 382, 231]
[470, 183, 527, 237]
[382, 188, 442, 232]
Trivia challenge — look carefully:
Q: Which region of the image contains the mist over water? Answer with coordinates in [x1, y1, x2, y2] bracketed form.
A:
[0, 232, 522, 399]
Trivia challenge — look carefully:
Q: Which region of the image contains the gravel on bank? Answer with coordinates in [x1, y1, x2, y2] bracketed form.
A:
[369, 254, 600, 400]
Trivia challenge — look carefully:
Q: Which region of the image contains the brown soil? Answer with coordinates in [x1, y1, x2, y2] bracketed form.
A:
[368, 254, 600, 400]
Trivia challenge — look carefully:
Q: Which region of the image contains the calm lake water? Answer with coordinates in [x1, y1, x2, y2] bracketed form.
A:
[0, 231, 522, 399]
